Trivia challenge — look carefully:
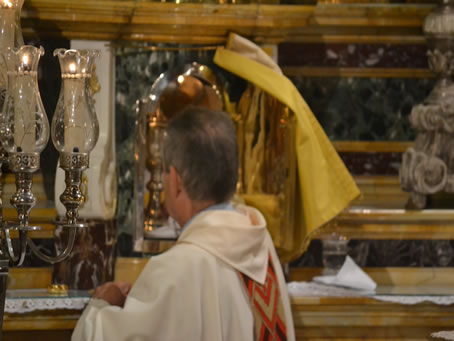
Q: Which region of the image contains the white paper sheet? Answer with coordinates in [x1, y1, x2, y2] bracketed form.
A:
[313, 255, 377, 291]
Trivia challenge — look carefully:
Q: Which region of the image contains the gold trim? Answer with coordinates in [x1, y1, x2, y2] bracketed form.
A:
[110, 43, 220, 52]
[47, 283, 68, 295]
[338, 207, 454, 224]
[8, 267, 53, 290]
[332, 141, 413, 153]
[282, 67, 434, 78]
[354, 175, 401, 185]
[20, 1, 433, 44]
[22, 1, 314, 43]
[141, 239, 176, 254]
[115, 257, 148, 284]
[312, 207, 454, 240]
[319, 222, 454, 240]
[2, 207, 57, 221]
[2, 172, 44, 184]
[302, 175, 454, 241]
[313, 3, 432, 25]
[1, 207, 57, 238]
[6, 224, 56, 239]
[3, 315, 78, 331]
[318, 0, 432, 3]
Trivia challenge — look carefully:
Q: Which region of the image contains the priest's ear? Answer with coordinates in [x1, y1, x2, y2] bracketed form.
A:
[168, 165, 184, 198]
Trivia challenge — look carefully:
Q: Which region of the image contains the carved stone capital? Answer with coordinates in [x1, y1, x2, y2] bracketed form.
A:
[427, 49, 454, 76]
[409, 104, 454, 133]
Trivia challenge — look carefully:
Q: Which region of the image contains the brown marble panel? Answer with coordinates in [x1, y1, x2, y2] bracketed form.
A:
[53, 219, 116, 290]
[339, 151, 402, 175]
[292, 239, 454, 268]
[279, 43, 429, 68]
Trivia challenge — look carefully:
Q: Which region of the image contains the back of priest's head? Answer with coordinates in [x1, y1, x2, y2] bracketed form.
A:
[163, 105, 238, 204]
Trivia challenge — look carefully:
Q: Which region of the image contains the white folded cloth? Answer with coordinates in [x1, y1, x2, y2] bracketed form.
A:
[145, 217, 181, 239]
[432, 331, 454, 340]
[313, 255, 377, 291]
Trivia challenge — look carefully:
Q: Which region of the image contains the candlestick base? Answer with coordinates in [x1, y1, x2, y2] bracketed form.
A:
[59, 152, 89, 228]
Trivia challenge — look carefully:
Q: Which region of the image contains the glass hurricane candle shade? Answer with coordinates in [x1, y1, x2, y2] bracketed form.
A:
[51, 49, 99, 228]
[0, 45, 48, 235]
[0, 0, 24, 108]
[51, 49, 99, 154]
[0, 0, 23, 48]
[0, 10, 101, 341]
[1, 45, 49, 154]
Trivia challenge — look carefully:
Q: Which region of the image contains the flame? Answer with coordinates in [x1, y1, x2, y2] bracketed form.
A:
[3, 0, 12, 8]
[22, 55, 29, 66]
[69, 63, 76, 74]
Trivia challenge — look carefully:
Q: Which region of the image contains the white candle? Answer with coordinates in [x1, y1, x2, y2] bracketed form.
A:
[0, 2, 15, 90]
[14, 53, 36, 152]
[63, 62, 85, 153]
[0, 5, 14, 49]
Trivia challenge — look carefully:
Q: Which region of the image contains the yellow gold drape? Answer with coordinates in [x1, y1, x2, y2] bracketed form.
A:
[214, 44, 360, 262]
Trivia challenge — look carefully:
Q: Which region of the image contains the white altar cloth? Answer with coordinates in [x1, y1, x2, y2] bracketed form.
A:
[5, 289, 91, 314]
[288, 281, 454, 306]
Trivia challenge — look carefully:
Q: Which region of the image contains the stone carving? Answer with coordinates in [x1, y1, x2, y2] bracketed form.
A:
[400, 0, 454, 209]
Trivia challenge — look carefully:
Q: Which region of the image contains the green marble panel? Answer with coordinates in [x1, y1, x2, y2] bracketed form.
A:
[292, 76, 436, 141]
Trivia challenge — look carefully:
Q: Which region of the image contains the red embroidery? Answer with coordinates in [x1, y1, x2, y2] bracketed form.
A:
[239, 255, 287, 341]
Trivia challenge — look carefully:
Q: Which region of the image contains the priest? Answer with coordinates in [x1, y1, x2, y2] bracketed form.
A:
[72, 106, 295, 341]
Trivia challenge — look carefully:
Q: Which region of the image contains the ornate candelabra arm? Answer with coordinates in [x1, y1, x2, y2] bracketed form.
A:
[0, 258, 8, 341]
[4, 151, 81, 264]
[3, 228, 27, 266]
[59, 152, 89, 228]
[0, 148, 7, 225]
[26, 226, 77, 264]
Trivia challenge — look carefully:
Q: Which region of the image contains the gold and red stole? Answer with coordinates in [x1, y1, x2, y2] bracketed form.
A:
[239, 255, 287, 341]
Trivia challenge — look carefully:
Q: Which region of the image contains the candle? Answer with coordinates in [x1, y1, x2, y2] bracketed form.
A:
[13, 53, 36, 152]
[0, 1, 15, 49]
[63, 62, 85, 153]
[0, 0, 15, 110]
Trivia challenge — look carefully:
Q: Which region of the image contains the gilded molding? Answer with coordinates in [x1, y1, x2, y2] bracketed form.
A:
[332, 141, 413, 153]
[20, 0, 434, 43]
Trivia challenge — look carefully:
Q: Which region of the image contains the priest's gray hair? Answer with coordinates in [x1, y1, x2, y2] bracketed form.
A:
[163, 106, 239, 203]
